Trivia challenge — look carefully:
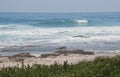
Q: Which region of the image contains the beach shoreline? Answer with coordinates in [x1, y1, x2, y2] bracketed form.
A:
[0, 49, 119, 68]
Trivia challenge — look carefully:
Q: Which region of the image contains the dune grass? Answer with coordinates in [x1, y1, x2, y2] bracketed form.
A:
[0, 55, 120, 77]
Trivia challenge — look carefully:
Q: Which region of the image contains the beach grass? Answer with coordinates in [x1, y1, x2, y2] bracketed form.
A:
[0, 55, 120, 77]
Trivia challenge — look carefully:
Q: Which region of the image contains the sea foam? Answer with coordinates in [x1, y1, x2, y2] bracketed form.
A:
[0, 24, 120, 51]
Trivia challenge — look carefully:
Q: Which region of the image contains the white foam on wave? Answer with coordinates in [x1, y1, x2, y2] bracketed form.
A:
[1, 25, 120, 36]
[0, 25, 120, 38]
[0, 24, 120, 51]
[74, 19, 88, 24]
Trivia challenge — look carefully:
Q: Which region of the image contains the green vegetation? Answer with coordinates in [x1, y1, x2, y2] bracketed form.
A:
[0, 56, 120, 77]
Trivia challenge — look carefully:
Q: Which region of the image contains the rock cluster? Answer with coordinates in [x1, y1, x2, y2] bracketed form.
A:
[40, 49, 94, 58]
[9, 53, 35, 62]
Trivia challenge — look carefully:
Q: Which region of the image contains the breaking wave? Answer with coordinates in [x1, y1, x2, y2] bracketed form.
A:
[0, 24, 120, 51]
[74, 19, 88, 24]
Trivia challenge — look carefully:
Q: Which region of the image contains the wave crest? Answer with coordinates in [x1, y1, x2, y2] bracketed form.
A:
[74, 19, 88, 24]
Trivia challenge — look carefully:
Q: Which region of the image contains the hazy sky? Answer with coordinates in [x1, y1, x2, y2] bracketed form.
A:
[0, 0, 120, 12]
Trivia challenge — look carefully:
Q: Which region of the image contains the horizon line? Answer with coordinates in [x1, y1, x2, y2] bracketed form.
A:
[0, 11, 120, 13]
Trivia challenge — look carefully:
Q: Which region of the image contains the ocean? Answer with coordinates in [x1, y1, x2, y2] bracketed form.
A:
[0, 12, 120, 56]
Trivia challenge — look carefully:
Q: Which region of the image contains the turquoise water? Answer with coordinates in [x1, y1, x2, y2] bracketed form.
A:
[0, 12, 120, 55]
[1, 12, 120, 27]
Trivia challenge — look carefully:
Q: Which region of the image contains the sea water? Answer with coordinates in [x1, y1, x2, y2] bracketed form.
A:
[0, 12, 120, 56]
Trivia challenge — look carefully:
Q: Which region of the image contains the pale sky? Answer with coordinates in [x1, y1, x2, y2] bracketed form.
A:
[0, 0, 120, 12]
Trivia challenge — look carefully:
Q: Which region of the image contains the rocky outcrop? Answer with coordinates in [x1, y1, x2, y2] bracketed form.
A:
[41, 53, 60, 58]
[56, 46, 66, 49]
[9, 57, 25, 62]
[40, 49, 94, 58]
[12, 53, 34, 57]
[9, 53, 35, 62]
[55, 49, 94, 55]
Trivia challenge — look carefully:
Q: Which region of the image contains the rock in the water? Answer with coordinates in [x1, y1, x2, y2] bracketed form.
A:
[57, 46, 66, 49]
[73, 35, 89, 38]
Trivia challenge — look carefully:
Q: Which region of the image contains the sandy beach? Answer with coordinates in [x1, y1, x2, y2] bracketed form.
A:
[0, 49, 119, 68]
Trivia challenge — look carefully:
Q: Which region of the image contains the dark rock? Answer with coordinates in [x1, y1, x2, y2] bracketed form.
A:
[21, 45, 41, 48]
[57, 46, 66, 49]
[9, 57, 25, 62]
[55, 49, 94, 55]
[41, 53, 60, 58]
[73, 35, 89, 38]
[9, 53, 35, 62]
[80, 51, 94, 55]
[12, 53, 34, 58]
